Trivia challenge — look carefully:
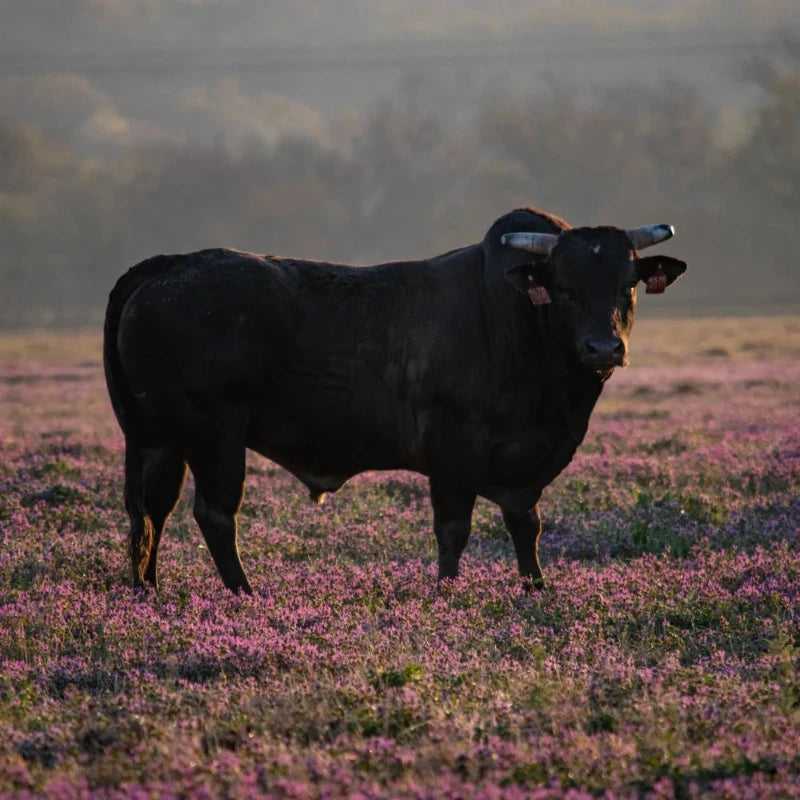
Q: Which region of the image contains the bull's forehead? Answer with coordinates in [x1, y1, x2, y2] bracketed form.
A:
[553, 228, 636, 286]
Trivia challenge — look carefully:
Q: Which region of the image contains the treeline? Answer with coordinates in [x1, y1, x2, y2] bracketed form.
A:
[1, 66, 798, 326]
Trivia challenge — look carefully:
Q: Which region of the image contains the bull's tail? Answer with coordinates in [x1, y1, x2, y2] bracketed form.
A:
[103, 255, 178, 438]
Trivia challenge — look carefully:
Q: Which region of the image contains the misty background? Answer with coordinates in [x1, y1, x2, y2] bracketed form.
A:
[1, 0, 798, 327]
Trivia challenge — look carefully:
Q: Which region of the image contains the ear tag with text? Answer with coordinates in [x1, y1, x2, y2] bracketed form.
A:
[527, 275, 551, 305]
[645, 267, 667, 294]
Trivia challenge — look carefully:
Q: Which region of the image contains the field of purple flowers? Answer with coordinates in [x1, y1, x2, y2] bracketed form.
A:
[1, 318, 799, 799]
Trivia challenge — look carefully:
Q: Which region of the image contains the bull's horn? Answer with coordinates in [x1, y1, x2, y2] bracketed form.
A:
[626, 224, 675, 250]
[500, 232, 559, 255]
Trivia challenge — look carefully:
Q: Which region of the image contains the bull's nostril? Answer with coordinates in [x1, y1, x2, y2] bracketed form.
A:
[583, 337, 625, 365]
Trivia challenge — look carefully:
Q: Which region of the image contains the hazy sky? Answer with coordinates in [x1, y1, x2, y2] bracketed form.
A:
[2, 0, 796, 153]
[2, 0, 796, 51]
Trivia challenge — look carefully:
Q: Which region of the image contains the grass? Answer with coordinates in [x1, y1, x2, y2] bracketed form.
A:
[0, 316, 798, 798]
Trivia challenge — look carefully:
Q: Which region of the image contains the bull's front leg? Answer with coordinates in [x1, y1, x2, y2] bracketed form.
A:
[428, 473, 476, 581]
[502, 503, 545, 590]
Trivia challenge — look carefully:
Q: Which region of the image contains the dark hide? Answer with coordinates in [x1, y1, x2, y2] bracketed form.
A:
[104, 206, 687, 593]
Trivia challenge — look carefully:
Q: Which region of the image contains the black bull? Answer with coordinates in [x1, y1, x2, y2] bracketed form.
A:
[104, 207, 687, 593]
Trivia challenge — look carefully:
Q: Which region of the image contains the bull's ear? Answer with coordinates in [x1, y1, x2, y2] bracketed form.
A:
[636, 255, 687, 294]
[504, 262, 552, 305]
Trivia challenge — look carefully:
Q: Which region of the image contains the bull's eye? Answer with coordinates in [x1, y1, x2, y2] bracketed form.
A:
[555, 286, 575, 300]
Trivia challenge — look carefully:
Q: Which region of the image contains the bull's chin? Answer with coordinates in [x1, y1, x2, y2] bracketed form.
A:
[581, 357, 628, 378]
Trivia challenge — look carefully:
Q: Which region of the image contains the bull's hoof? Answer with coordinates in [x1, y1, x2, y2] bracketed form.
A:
[227, 579, 254, 596]
[435, 574, 459, 597]
[131, 581, 156, 600]
[309, 489, 327, 505]
[521, 576, 546, 594]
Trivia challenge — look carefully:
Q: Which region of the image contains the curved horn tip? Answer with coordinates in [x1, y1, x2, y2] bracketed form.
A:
[627, 223, 675, 249]
[641, 224, 675, 240]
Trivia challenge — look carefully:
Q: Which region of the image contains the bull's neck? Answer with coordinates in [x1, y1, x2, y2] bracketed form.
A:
[528, 312, 606, 434]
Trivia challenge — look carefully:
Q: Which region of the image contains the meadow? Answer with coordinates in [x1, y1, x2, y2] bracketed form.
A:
[1, 317, 798, 799]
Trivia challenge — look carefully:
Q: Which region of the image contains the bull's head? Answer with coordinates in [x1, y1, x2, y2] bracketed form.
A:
[501, 225, 687, 373]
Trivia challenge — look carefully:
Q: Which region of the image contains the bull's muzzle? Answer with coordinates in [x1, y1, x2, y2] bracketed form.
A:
[580, 336, 627, 369]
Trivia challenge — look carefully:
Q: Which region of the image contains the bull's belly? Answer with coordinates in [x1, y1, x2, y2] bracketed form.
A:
[247, 413, 580, 504]
[244, 398, 583, 512]
[245, 407, 425, 494]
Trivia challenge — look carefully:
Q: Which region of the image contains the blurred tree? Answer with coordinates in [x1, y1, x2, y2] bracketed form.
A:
[741, 72, 800, 200]
[722, 68, 800, 295]
[2, 55, 800, 325]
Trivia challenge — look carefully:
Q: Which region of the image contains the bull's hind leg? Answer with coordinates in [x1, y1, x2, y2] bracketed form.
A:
[124, 442, 186, 590]
[124, 443, 150, 588]
[502, 503, 545, 590]
[141, 447, 187, 588]
[186, 434, 252, 595]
